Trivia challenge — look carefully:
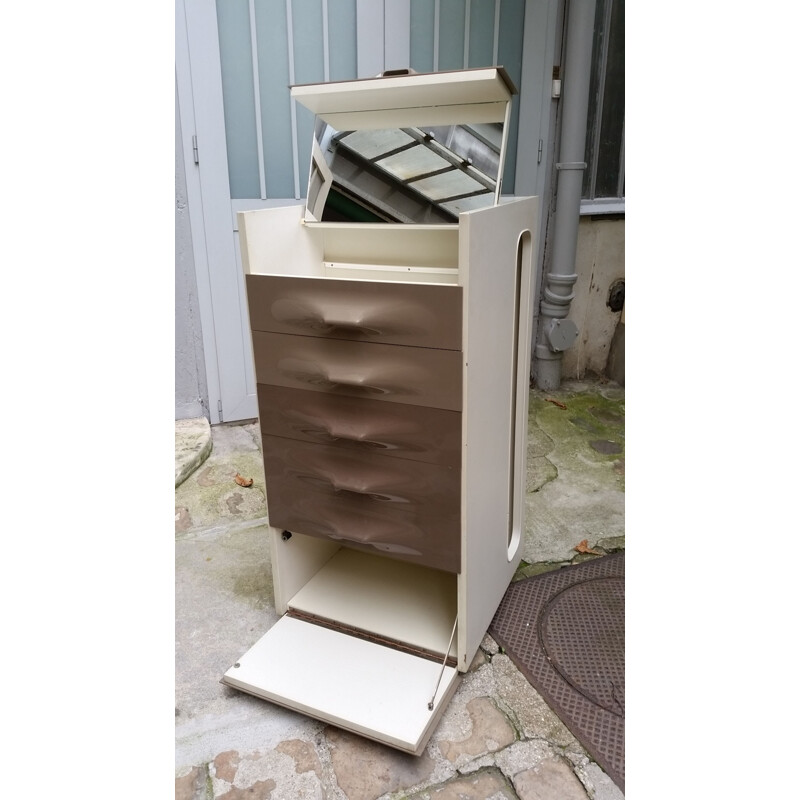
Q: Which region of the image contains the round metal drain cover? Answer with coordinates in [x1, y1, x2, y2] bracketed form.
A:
[539, 576, 624, 716]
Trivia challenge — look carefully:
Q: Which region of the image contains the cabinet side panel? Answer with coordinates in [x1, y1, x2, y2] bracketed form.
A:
[238, 205, 323, 276]
[270, 527, 341, 615]
[457, 196, 539, 669]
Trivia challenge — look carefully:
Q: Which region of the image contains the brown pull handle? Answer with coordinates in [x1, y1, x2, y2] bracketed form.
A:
[321, 516, 423, 553]
[306, 462, 409, 502]
[297, 315, 382, 337]
[329, 476, 373, 495]
[319, 316, 382, 338]
[271, 299, 382, 337]
[277, 358, 392, 395]
[325, 372, 390, 395]
[308, 473, 405, 504]
[304, 420, 392, 450]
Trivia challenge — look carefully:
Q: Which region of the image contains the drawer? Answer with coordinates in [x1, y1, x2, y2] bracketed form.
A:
[253, 331, 463, 411]
[262, 436, 461, 573]
[258, 386, 461, 467]
[247, 274, 462, 350]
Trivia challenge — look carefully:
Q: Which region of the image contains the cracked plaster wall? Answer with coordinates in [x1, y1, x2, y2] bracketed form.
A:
[560, 217, 625, 381]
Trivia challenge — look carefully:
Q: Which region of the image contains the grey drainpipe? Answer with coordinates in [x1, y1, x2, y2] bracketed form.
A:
[533, 0, 596, 391]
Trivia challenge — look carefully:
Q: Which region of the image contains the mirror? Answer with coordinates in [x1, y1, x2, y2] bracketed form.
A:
[306, 118, 505, 224]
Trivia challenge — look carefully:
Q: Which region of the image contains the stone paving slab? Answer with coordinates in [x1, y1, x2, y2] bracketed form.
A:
[176, 417, 213, 487]
[175, 421, 268, 533]
[523, 383, 624, 564]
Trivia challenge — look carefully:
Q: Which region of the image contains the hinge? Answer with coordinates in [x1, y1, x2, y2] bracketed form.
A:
[217, 398, 223, 421]
[537, 138, 543, 164]
[192, 135, 199, 164]
[551, 66, 561, 99]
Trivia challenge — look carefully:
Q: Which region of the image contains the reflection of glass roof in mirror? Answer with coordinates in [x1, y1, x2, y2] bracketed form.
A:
[310, 119, 504, 224]
[412, 170, 488, 202]
[339, 129, 415, 159]
[378, 146, 454, 181]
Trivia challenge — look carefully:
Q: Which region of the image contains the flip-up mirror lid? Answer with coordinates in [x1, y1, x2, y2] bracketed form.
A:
[291, 67, 517, 131]
[291, 68, 517, 223]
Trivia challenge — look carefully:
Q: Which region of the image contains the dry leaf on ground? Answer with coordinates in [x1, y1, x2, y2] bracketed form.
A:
[234, 473, 254, 488]
[545, 398, 567, 410]
[574, 539, 601, 555]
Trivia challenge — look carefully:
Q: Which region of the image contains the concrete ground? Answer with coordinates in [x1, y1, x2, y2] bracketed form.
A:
[175, 379, 625, 800]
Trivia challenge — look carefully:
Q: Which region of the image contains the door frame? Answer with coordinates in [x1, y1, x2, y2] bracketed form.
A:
[176, 0, 221, 423]
[177, 0, 259, 423]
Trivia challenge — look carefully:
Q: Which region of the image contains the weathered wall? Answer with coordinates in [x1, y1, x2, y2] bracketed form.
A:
[175, 84, 208, 420]
[605, 304, 625, 386]
[561, 216, 624, 381]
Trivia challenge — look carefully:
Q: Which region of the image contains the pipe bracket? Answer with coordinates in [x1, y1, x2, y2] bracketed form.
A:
[543, 286, 576, 305]
[546, 272, 578, 285]
[540, 301, 571, 318]
[555, 161, 587, 170]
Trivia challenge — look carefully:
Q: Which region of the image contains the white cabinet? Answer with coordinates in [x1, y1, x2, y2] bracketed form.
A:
[222, 68, 539, 755]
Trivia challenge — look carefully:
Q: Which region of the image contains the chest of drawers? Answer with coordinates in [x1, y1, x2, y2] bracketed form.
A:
[222, 67, 539, 756]
[250, 274, 463, 575]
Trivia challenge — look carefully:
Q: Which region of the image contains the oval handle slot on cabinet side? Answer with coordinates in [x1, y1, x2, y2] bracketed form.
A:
[508, 230, 532, 559]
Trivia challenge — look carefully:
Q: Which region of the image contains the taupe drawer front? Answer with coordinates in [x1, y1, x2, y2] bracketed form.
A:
[262, 436, 461, 573]
[258, 386, 461, 467]
[247, 275, 462, 350]
[253, 331, 463, 411]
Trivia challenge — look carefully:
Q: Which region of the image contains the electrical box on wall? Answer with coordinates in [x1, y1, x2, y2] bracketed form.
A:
[222, 67, 540, 755]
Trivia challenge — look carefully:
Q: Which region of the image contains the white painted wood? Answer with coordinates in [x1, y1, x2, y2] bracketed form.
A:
[433, 0, 440, 71]
[457, 195, 539, 669]
[271, 529, 340, 616]
[238, 206, 323, 277]
[492, 0, 501, 65]
[248, 0, 267, 200]
[496, 94, 514, 201]
[321, 0, 330, 81]
[317, 224, 458, 269]
[231, 199, 304, 230]
[230, 67, 544, 751]
[249, 202, 539, 674]
[464, 0, 471, 69]
[515, 0, 560, 221]
[288, 548, 457, 656]
[178, 0, 258, 422]
[323, 262, 459, 285]
[285, 0, 301, 199]
[237, 208, 460, 279]
[514, 0, 561, 298]
[356, 0, 384, 78]
[305, 222, 453, 231]
[507, 229, 535, 561]
[291, 68, 513, 120]
[307, 102, 508, 132]
[176, 0, 222, 423]
[384, 0, 411, 72]
[222, 616, 460, 754]
[306, 139, 334, 222]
